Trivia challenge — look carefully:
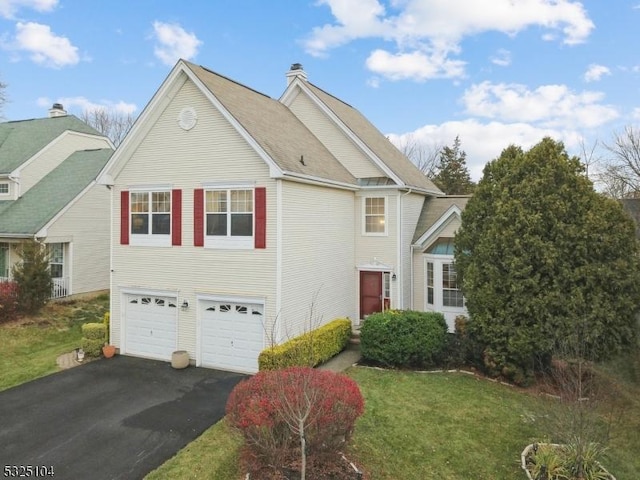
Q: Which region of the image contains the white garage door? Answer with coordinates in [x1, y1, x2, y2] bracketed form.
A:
[125, 294, 177, 360]
[200, 300, 264, 373]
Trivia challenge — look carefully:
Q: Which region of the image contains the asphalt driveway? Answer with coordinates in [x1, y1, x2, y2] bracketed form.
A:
[0, 356, 246, 479]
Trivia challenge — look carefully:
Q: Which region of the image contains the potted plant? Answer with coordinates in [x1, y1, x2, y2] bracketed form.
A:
[102, 343, 116, 358]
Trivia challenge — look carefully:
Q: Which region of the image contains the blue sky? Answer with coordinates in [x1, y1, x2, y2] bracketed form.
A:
[0, 0, 638, 180]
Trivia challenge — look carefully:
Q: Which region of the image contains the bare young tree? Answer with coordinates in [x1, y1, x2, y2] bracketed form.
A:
[600, 126, 640, 198]
[81, 108, 135, 147]
[395, 133, 442, 178]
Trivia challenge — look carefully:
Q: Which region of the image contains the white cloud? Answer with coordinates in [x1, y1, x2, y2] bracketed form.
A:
[388, 119, 582, 181]
[366, 48, 465, 80]
[7, 22, 79, 68]
[37, 96, 137, 115]
[490, 48, 511, 67]
[0, 0, 57, 19]
[584, 64, 611, 82]
[461, 81, 619, 129]
[152, 21, 202, 66]
[632, 108, 640, 121]
[305, 0, 594, 80]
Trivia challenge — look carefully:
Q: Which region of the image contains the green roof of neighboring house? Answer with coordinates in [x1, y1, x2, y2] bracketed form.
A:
[0, 115, 102, 174]
[0, 148, 113, 236]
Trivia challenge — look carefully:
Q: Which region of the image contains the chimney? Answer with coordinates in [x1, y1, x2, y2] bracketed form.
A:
[286, 63, 308, 86]
[49, 103, 67, 118]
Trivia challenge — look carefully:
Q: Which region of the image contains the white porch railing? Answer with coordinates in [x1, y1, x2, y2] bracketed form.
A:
[0, 276, 69, 300]
[51, 277, 69, 299]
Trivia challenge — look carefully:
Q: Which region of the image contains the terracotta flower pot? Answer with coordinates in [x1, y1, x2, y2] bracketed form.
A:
[102, 344, 116, 358]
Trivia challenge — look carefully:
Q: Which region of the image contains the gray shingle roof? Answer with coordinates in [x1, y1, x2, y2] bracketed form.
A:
[0, 148, 112, 235]
[304, 83, 443, 194]
[413, 195, 471, 244]
[0, 115, 102, 174]
[185, 62, 358, 186]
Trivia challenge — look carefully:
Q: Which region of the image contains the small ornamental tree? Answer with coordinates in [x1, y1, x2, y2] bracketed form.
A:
[0, 281, 19, 323]
[226, 367, 365, 479]
[455, 137, 640, 384]
[12, 240, 52, 315]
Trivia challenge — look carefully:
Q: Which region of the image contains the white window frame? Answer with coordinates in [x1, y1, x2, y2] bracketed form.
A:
[129, 189, 172, 247]
[204, 187, 254, 249]
[424, 254, 467, 314]
[0, 182, 9, 196]
[362, 196, 387, 236]
[48, 243, 64, 279]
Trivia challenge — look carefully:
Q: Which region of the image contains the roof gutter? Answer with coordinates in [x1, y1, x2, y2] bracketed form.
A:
[277, 171, 359, 191]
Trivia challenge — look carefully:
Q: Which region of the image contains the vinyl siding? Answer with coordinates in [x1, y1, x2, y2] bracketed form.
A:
[288, 91, 384, 179]
[279, 181, 356, 340]
[111, 79, 277, 358]
[19, 133, 110, 195]
[45, 184, 110, 294]
[401, 193, 425, 309]
[355, 191, 398, 268]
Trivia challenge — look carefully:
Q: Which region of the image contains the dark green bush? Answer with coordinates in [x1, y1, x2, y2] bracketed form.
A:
[360, 310, 448, 368]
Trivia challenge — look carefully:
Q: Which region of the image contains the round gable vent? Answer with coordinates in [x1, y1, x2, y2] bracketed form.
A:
[177, 107, 197, 131]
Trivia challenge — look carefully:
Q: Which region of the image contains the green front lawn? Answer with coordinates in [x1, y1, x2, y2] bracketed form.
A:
[0, 293, 109, 391]
[147, 364, 640, 479]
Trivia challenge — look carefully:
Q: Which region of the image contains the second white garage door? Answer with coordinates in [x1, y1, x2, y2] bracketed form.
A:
[200, 300, 264, 373]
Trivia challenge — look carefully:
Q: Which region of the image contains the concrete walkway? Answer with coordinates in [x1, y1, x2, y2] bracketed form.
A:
[318, 344, 361, 372]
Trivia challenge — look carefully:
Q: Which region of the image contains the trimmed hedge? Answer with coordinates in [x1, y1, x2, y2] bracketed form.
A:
[258, 318, 352, 371]
[81, 322, 106, 357]
[360, 310, 448, 368]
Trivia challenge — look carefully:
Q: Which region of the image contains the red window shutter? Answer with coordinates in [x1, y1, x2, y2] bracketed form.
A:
[255, 187, 266, 249]
[120, 190, 129, 245]
[194, 188, 204, 247]
[172, 189, 182, 246]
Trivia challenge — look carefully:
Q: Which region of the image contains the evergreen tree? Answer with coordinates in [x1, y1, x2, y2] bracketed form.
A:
[455, 137, 640, 385]
[12, 240, 52, 314]
[433, 136, 475, 195]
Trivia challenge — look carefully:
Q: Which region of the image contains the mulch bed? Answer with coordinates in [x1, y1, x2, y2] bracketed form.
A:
[245, 451, 365, 480]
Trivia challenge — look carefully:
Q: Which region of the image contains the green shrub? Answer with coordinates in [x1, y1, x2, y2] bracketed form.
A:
[103, 312, 110, 343]
[81, 338, 104, 357]
[259, 318, 351, 371]
[81, 322, 106, 357]
[82, 322, 106, 340]
[360, 310, 448, 368]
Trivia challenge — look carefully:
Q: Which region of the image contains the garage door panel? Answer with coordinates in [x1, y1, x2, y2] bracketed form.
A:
[200, 300, 264, 373]
[125, 294, 177, 361]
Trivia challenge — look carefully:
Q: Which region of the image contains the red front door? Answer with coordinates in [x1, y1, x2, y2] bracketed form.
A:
[360, 271, 382, 318]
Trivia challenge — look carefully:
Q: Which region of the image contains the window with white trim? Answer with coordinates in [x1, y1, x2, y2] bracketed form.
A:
[426, 261, 434, 305]
[205, 188, 253, 248]
[130, 191, 171, 246]
[0, 243, 8, 278]
[0, 183, 8, 195]
[48, 243, 64, 278]
[442, 263, 464, 308]
[363, 197, 386, 235]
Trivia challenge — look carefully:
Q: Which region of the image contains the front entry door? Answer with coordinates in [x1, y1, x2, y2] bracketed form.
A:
[360, 271, 382, 319]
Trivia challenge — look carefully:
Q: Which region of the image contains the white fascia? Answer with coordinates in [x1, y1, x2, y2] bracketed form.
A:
[413, 204, 463, 249]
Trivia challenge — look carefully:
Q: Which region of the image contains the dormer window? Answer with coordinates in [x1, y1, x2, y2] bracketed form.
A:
[0, 183, 8, 195]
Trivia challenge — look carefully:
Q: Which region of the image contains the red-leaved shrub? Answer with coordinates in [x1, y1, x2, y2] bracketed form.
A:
[0, 281, 19, 323]
[226, 367, 365, 475]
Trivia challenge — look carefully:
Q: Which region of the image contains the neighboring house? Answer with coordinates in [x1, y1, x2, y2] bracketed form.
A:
[0, 105, 114, 299]
[100, 60, 468, 373]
